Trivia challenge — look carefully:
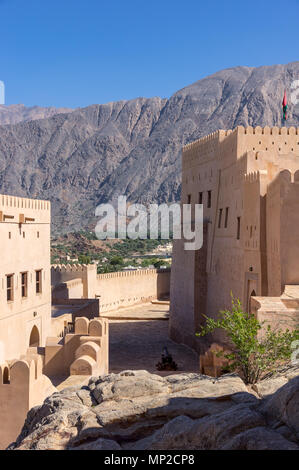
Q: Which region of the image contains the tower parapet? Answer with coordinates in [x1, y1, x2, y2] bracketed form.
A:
[0, 193, 50, 224]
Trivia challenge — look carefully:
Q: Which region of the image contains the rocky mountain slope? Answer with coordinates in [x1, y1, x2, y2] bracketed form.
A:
[0, 104, 73, 126]
[9, 368, 299, 450]
[0, 62, 298, 233]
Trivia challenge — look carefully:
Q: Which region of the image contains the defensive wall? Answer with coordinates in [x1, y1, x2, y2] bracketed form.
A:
[51, 264, 171, 312]
[44, 317, 109, 378]
[0, 355, 56, 449]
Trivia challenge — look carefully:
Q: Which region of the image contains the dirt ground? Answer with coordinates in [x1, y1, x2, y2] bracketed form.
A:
[108, 303, 199, 375]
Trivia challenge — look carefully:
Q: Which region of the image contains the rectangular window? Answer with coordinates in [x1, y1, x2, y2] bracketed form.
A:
[218, 208, 223, 228]
[187, 194, 191, 204]
[6, 274, 14, 301]
[199, 192, 203, 204]
[21, 272, 28, 298]
[36, 270, 42, 294]
[237, 217, 241, 240]
[225, 207, 229, 228]
[207, 191, 212, 208]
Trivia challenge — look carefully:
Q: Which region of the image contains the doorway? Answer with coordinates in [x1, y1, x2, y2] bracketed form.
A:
[29, 325, 40, 347]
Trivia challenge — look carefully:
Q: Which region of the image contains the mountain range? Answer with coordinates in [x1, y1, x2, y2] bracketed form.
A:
[0, 62, 298, 233]
[0, 104, 73, 126]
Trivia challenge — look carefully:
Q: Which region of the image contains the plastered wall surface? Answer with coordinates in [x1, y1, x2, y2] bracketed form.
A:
[170, 126, 299, 357]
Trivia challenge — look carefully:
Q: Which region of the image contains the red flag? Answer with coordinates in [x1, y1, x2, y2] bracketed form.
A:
[282, 90, 288, 120]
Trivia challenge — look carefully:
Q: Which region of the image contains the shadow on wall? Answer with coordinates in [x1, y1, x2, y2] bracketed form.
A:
[156, 269, 171, 300]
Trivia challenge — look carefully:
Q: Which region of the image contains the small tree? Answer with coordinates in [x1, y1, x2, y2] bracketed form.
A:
[196, 295, 299, 384]
[78, 254, 91, 264]
[110, 255, 124, 266]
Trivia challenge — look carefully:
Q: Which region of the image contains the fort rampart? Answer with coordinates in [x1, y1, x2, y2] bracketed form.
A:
[51, 265, 171, 313]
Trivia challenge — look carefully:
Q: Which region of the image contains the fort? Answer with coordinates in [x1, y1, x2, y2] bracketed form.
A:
[1, 125, 299, 449]
[0, 193, 170, 448]
[170, 125, 299, 374]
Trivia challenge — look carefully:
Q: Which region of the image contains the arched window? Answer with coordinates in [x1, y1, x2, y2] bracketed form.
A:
[29, 325, 40, 347]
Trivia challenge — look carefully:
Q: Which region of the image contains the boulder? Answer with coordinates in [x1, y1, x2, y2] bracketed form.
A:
[9, 370, 299, 450]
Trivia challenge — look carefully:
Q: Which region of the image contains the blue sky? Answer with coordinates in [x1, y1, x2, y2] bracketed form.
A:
[1, 0, 299, 108]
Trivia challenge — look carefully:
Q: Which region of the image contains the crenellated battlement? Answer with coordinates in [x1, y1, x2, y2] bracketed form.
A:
[243, 170, 268, 184]
[183, 129, 226, 153]
[182, 130, 225, 168]
[0, 193, 51, 225]
[243, 171, 260, 184]
[182, 125, 299, 173]
[184, 125, 299, 144]
[240, 125, 299, 135]
[0, 194, 50, 211]
[52, 263, 94, 273]
[267, 169, 299, 191]
[97, 267, 170, 280]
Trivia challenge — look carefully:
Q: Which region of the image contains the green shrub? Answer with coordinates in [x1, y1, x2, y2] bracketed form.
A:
[78, 254, 91, 264]
[196, 295, 299, 384]
[110, 255, 124, 266]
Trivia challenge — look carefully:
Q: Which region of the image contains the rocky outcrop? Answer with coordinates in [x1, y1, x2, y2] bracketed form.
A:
[0, 104, 73, 126]
[9, 368, 299, 450]
[0, 63, 298, 233]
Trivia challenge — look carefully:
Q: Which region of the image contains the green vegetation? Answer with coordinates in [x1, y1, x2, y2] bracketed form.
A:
[141, 258, 167, 268]
[96, 237, 171, 273]
[76, 230, 98, 241]
[97, 256, 170, 274]
[196, 295, 299, 384]
[110, 237, 170, 257]
[51, 232, 172, 273]
[78, 254, 91, 264]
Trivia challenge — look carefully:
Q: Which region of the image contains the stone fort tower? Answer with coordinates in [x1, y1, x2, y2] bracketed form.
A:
[170, 125, 299, 360]
[0, 195, 51, 362]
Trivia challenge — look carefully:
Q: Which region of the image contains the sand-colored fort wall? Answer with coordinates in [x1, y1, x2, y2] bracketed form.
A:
[0, 356, 56, 449]
[169, 224, 208, 352]
[52, 265, 171, 313]
[52, 279, 84, 302]
[0, 193, 50, 223]
[170, 126, 299, 366]
[96, 268, 171, 312]
[267, 170, 299, 296]
[52, 278, 84, 300]
[51, 299, 100, 337]
[0, 194, 51, 361]
[51, 264, 96, 298]
[251, 293, 299, 336]
[44, 317, 108, 378]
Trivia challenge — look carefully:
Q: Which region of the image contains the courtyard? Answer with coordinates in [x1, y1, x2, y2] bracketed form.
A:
[107, 303, 199, 375]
